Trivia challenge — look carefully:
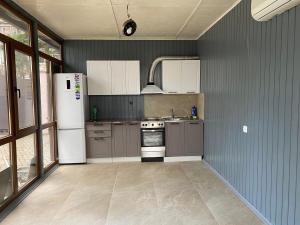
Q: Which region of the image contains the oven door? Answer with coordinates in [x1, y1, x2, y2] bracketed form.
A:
[141, 129, 165, 147]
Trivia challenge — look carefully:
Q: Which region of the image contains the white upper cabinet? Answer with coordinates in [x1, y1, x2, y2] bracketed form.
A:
[162, 60, 200, 94]
[111, 61, 126, 95]
[87, 60, 140, 95]
[181, 60, 200, 94]
[87, 61, 111, 95]
[126, 61, 140, 95]
[162, 60, 182, 94]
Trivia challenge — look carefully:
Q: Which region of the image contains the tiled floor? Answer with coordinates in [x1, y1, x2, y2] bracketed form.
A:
[1, 161, 265, 225]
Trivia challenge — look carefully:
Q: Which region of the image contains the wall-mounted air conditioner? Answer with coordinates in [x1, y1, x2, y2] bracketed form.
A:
[252, 0, 300, 21]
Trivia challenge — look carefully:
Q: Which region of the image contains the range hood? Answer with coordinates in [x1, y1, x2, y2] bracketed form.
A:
[141, 56, 199, 95]
[141, 83, 164, 94]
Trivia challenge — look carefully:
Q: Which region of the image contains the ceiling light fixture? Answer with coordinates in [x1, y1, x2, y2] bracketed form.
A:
[123, 4, 137, 36]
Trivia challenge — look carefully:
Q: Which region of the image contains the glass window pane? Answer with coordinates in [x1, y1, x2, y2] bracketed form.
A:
[0, 5, 30, 45]
[38, 31, 61, 60]
[17, 134, 37, 189]
[39, 57, 53, 124]
[0, 143, 13, 206]
[0, 42, 10, 139]
[42, 127, 55, 168]
[15, 51, 34, 129]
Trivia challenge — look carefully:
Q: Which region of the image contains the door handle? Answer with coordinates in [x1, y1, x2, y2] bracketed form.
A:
[15, 88, 21, 98]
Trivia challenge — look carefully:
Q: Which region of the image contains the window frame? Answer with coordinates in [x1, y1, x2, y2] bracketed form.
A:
[0, 1, 63, 212]
[37, 25, 62, 172]
[38, 24, 63, 65]
[0, 1, 33, 47]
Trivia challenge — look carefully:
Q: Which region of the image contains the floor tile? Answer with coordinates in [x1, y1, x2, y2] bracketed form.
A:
[0, 161, 265, 225]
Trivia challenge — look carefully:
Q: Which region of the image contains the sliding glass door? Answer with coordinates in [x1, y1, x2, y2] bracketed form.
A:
[0, 2, 39, 209]
[0, 40, 13, 206]
[39, 57, 57, 169]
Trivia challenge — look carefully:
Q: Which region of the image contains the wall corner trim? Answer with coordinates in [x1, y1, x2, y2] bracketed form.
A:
[203, 160, 272, 225]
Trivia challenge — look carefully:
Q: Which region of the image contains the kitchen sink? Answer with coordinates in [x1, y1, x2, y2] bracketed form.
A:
[162, 116, 190, 121]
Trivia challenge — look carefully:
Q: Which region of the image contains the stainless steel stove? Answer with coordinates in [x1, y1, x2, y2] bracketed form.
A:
[140, 120, 165, 161]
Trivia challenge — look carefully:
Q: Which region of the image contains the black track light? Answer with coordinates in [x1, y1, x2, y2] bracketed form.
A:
[123, 4, 137, 36]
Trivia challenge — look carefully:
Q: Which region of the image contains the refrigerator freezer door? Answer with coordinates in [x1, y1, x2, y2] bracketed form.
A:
[55, 73, 85, 129]
[57, 129, 86, 164]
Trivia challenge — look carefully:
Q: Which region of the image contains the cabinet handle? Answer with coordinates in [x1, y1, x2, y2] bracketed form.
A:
[170, 122, 180, 125]
[113, 123, 124, 125]
[94, 123, 104, 126]
[94, 130, 104, 134]
[189, 122, 200, 125]
[168, 91, 177, 94]
[94, 137, 105, 141]
[187, 91, 196, 94]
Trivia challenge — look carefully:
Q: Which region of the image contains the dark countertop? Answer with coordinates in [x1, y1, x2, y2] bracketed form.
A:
[86, 118, 203, 124]
[86, 120, 141, 125]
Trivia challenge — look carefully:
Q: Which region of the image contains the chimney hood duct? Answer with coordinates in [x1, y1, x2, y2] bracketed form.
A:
[141, 56, 199, 94]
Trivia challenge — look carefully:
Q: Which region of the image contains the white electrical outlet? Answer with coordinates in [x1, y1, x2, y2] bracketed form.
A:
[242, 125, 248, 133]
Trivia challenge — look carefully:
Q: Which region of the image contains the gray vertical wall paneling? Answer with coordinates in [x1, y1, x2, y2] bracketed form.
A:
[278, 11, 289, 225]
[284, 8, 296, 225]
[288, 7, 299, 225]
[294, 5, 300, 224]
[270, 15, 280, 224]
[266, 16, 276, 220]
[198, 0, 300, 224]
[64, 40, 196, 120]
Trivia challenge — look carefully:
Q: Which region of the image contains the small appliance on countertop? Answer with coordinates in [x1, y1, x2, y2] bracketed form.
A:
[140, 120, 165, 162]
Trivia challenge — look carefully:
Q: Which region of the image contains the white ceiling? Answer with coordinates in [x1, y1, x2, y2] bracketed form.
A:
[13, 0, 240, 40]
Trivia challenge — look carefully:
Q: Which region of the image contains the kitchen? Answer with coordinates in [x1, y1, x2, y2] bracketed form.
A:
[1, 0, 300, 225]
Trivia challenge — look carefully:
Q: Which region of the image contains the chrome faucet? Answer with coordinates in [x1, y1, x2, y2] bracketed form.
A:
[171, 108, 175, 119]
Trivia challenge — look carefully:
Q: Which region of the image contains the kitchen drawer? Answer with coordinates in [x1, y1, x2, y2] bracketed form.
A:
[86, 123, 111, 131]
[87, 137, 112, 158]
[87, 130, 111, 138]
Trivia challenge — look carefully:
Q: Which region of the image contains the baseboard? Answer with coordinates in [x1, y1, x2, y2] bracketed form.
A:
[112, 157, 141, 162]
[164, 156, 203, 162]
[203, 160, 272, 225]
[87, 158, 113, 163]
[87, 157, 141, 163]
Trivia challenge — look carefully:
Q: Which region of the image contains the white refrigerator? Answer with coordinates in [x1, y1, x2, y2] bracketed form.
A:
[54, 73, 88, 164]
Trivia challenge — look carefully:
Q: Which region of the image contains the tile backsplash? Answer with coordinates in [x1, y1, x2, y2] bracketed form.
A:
[144, 94, 204, 119]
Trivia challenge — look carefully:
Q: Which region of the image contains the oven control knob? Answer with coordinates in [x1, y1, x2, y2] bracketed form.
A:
[152, 124, 154, 126]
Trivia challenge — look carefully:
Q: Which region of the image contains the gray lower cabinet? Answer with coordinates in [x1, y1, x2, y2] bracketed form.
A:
[87, 137, 112, 158]
[86, 122, 112, 158]
[125, 123, 141, 157]
[184, 121, 203, 156]
[112, 122, 141, 157]
[112, 123, 126, 157]
[166, 120, 203, 157]
[86, 121, 141, 159]
[165, 122, 185, 156]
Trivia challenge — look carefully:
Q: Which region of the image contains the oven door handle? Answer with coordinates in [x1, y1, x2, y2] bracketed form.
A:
[141, 129, 165, 132]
